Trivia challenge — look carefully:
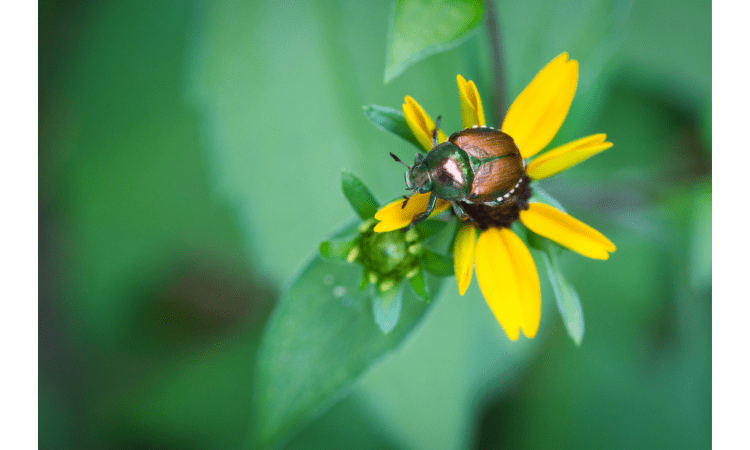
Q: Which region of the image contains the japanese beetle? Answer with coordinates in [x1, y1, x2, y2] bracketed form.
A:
[392, 116, 525, 227]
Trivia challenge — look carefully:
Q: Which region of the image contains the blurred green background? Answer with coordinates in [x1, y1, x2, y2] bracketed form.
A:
[39, 0, 710, 449]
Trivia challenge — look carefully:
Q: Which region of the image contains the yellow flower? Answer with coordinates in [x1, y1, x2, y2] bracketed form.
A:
[373, 53, 615, 340]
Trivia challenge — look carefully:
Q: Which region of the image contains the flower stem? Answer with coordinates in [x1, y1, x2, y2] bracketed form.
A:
[484, 0, 506, 121]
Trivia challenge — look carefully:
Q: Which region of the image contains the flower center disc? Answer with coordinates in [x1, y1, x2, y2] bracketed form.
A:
[461, 175, 533, 230]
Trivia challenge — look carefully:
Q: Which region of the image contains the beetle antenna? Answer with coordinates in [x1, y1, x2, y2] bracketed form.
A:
[390, 152, 411, 169]
[432, 115, 442, 146]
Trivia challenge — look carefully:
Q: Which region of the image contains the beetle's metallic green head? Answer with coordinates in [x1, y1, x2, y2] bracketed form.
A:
[390, 152, 432, 194]
[405, 156, 432, 193]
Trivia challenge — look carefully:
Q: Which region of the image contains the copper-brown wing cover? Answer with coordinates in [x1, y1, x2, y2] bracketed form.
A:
[449, 128, 524, 203]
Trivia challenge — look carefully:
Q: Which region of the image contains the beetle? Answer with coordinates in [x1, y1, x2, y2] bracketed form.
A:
[391, 116, 525, 228]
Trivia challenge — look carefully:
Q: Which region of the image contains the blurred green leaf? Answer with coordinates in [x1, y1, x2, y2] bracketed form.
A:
[44, 0, 259, 353]
[102, 325, 265, 450]
[620, 0, 710, 113]
[363, 104, 423, 151]
[688, 182, 711, 292]
[342, 170, 380, 220]
[385, 0, 483, 82]
[542, 246, 585, 346]
[372, 282, 405, 333]
[495, 0, 630, 134]
[283, 392, 399, 450]
[700, 103, 711, 154]
[252, 254, 442, 448]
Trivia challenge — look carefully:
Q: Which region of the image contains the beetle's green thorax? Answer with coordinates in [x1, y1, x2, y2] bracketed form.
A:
[404, 141, 475, 201]
[425, 142, 474, 199]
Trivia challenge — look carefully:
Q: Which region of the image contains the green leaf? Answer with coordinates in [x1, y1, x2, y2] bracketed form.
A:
[362, 104, 423, 151]
[372, 282, 405, 333]
[407, 265, 429, 302]
[341, 170, 380, 220]
[252, 255, 443, 448]
[422, 249, 454, 277]
[385, 0, 484, 82]
[541, 244, 585, 346]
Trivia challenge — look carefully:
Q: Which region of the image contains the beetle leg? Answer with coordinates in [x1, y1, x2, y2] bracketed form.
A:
[406, 193, 437, 230]
[432, 115, 442, 147]
[401, 188, 419, 209]
[451, 201, 468, 220]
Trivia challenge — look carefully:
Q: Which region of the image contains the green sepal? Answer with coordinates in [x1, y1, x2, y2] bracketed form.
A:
[319, 239, 356, 261]
[415, 219, 449, 242]
[372, 282, 404, 333]
[529, 186, 567, 212]
[359, 268, 369, 291]
[422, 249, 454, 277]
[448, 219, 463, 254]
[524, 227, 549, 252]
[362, 104, 424, 152]
[342, 170, 380, 220]
[407, 264, 429, 302]
[541, 245, 585, 346]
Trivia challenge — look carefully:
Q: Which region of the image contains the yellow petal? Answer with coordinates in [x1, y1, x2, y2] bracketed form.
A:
[457, 74, 486, 128]
[453, 223, 477, 295]
[403, 96, 447, 152]
[475, 228, 541, 340]
[526, 134, 613, 180]
[519, 203, 616, 260]
[501, 53, 578, 159]
[373, 193, 451, 232]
